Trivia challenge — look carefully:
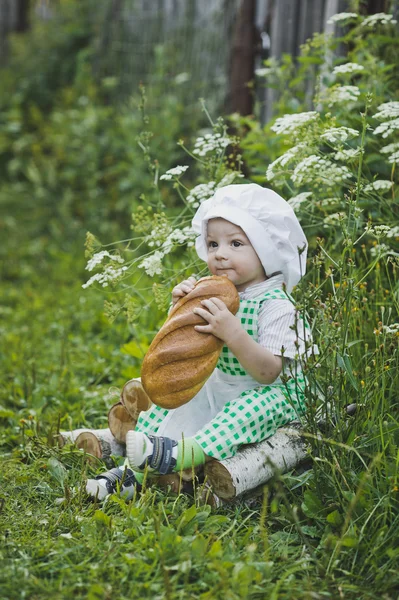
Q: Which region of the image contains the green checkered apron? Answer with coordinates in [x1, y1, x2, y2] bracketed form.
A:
[136, 288, 307, 461]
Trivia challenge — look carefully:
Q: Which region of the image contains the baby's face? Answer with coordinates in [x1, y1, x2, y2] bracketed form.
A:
[206, 218, 266, 291]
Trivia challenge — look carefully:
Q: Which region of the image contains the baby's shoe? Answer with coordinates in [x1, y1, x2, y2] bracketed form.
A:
[86, 466, 141, 501]
[126, 431, 178, 475]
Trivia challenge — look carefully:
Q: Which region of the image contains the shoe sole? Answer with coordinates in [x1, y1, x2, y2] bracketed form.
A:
[125, 430, 147, 471]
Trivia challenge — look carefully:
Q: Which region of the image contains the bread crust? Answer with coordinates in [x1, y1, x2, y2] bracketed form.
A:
[141, 276, 240, 408]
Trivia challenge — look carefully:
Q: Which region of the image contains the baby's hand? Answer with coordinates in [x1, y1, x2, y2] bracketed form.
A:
[172, 275, 197, 306]
[193, 297, 242, 345]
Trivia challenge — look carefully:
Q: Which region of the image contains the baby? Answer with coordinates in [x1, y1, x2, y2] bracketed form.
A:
[87, 183, 311, 498]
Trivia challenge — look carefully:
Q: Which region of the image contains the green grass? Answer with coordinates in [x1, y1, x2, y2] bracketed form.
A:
[1, 5, 398, 597]
[1, 189, 398, 600]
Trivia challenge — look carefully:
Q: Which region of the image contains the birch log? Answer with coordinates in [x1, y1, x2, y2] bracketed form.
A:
[58, 428, 98, 447]
[204, 424, 309, 500]
[59, 428, 125, 461]
[120, 378, 152, 421]
[108, 402, 135, 443]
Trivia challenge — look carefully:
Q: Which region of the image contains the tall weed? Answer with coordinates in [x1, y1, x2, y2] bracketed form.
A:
[82, 9, 399, 589]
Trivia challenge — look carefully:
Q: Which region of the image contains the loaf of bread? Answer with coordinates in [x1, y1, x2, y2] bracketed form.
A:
[141, 276, 240, 409]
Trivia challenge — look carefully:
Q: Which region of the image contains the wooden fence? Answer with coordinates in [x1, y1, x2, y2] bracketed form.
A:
[0, 0, 396, 120]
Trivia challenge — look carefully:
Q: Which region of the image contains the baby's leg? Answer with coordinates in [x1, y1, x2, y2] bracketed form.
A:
[134, 404, 171, 435]
[86, 405, 176, 499]
[124, 387, 213, 476]
[135, 381, 216, 439]
[194, 384, 304, 461]
[124, 384, 305, 475]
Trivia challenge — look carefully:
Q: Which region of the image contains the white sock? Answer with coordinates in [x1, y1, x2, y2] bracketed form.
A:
[126, 431, 178, 472]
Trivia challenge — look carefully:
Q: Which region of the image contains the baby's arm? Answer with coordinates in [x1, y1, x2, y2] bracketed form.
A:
[193, 297, 282, 385]
[171, 276, 197, 306]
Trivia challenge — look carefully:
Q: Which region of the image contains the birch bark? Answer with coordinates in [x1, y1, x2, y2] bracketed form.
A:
[59, 428, 125, 460]
[204, 424, 309, 500]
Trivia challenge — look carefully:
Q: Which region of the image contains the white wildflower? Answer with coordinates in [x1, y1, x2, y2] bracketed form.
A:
[288, 192, 312, 210]
[381, 323, 399, 335]
[334, 148, 362, 160]
[174, 72, 190, 84]
[217, 171, 244, 187]
[370, 243, 393, 257]
[291, 155, 352, 186]
[332, 62, 365, 75]
[160, 165, 189, 180]
[266, 144, 307, 181]
[82, 273, 103, 289]
[367, 224, 392, 237]
[373, 118, 399, 138]
[139, 251, 164, 277]
[353, 206, 363, 219]
[328, 12, 358, 24]
[98, 265, 127, 287]
[270, 112, 318, 135]
[325, 85, 360, 107]
[321, 126, 359, 144]
[381, 142, 399, 153]
[255, 67, 273, 77]
[145, 221, 172, 249]
[162, 227, 196, 253]
[385, 149, 399, 163]
[374, 225, 392, 236]
[323, 213, 344, 226]
[82, 265, 128, 289]
[186, 182, 216, 207]
[386, 225, 399, 239]
[361, 13, 397, 27]
[186, 173, 243, 206]
[320, 197, 340, 207]
[380, 141, 399, 160]
[363, 180, 393, 192]
[373, 101, 399, 120]
[193, 133, 232, 157]
[86, 251, 124, 272]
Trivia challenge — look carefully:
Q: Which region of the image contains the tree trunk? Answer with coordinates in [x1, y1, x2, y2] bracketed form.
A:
[15, 0, 30, 32]
[366, 0, 389, 13]
[228, 0, 257, 115]
[204, 424, 308, 500]
[0, 0, 11, 65]
[93, 0, 125, 81]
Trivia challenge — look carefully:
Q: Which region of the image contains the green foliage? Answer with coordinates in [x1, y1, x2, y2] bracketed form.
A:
[239, 12, 399, 594]
[0, 80, 197, 239]
[246, 12, 399, 198]
[0, 5, 399, 600]
[75, 10, 398, 595]
[0, 2, 206, 241]
[0, 0, 100, 111]
[80, 110, 244, 331]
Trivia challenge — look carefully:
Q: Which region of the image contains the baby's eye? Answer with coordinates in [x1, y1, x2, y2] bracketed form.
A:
[232, 240, 243, 248]
[208, 241, 218, 249]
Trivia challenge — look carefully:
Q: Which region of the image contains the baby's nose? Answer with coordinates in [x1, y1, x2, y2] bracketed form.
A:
[215, 244, 228, 259]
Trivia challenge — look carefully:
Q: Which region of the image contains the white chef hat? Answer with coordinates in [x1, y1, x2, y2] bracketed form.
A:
[192, 183, 307, 292]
